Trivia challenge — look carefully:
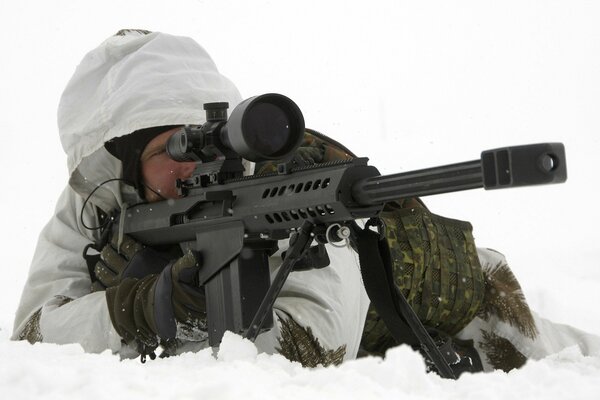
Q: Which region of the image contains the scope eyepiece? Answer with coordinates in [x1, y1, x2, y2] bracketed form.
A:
[165, 126, 203, 162]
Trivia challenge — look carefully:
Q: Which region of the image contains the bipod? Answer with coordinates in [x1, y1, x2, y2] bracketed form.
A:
[244, 220, 316, 341]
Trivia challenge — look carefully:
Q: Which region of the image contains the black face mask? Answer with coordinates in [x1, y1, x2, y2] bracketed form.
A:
[104, 126, 178, 199]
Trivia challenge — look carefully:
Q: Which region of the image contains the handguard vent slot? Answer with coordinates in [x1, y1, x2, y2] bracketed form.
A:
[260, 178, 331, 199]
[264, 204, 335, 224]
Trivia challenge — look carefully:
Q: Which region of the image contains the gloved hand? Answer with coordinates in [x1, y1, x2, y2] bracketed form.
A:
[91, 234, 171, 292]
[254, 130, 354, 174]
[105, 251, 206, 348]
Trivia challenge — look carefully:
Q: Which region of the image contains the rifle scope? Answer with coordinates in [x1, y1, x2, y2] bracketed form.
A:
[166, 93, 305, 162]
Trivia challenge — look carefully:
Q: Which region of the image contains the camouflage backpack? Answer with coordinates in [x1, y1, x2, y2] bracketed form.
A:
[361, 200, 485, 356]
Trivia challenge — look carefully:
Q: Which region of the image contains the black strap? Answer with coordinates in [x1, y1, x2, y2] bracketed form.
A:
[353, 221, 458, 379]
[83, 244, 101, 284]
[355, 224, 421, 346]
[83, 206, 111, 284]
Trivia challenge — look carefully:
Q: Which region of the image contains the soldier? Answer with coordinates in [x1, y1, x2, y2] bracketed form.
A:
[13, 29, 600, 374]
[12, 30, 369, 365]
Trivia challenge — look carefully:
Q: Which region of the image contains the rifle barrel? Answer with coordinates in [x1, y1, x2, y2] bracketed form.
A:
[352, 160, 483, 205]
[352, 143, 567, 206]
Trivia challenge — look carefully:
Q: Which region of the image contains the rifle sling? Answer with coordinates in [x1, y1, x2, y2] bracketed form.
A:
[355, 226, 419, 345]
[84, 206, 110, 284]
[354, 224, 457, 379]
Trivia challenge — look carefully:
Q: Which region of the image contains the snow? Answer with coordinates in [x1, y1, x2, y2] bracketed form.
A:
[1, 0, 599, 398]
[1, 330, 599, 399]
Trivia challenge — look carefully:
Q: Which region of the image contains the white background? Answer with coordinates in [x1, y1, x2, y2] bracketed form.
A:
[0, 1, 599, 398]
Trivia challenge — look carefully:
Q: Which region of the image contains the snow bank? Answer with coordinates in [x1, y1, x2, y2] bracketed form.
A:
[1, 329, 599, 400]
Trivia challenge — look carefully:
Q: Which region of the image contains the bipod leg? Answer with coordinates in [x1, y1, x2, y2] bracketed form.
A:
[392, 286, 458, 379]
[244, 220, 315, 341]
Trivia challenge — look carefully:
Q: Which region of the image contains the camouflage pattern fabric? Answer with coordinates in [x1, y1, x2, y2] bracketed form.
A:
[361, 203, 485, 355]
[276, 317, 346, 367]
[384, 202, 484, 334]
[17, 296, 73, 344]
[479, 330, 527, 372]
[478, 255, 538, 339]
[17, 308, 43, 344]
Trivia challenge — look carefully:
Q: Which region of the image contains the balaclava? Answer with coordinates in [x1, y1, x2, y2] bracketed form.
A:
[104, 125, 178, 199]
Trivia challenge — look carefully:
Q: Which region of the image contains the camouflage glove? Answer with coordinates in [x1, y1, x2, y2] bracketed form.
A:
[254, 129, 354, 174]
[105, 251, 206, 349]
[91, 234, 170, 292]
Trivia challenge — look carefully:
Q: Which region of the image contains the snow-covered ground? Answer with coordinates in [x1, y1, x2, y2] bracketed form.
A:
[1, 1, 599, 398]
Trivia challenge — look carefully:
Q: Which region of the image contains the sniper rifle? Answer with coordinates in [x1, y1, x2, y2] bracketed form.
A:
[113, 93, 567, 378]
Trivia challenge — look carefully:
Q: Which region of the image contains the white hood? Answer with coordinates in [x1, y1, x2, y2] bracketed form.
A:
[58, 30, 242, 210]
